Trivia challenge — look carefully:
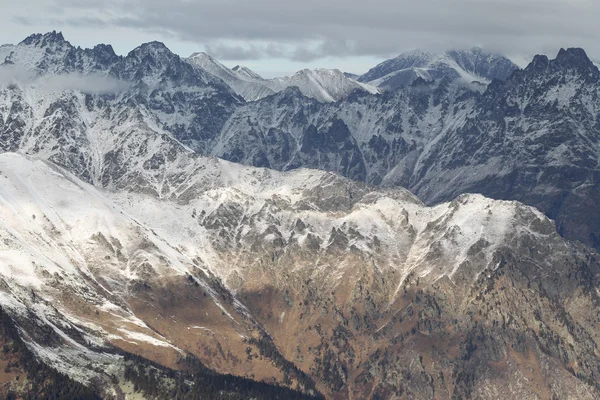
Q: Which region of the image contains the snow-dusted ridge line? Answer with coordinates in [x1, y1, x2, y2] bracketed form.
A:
[0, 151, 555, 293]
[187, 51, 381, 102]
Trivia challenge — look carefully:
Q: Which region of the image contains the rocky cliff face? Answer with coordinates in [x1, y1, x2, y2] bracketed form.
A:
[410, 48, 600, 249]
[0, 31, 242, 157]
[1, 32, 600, 399]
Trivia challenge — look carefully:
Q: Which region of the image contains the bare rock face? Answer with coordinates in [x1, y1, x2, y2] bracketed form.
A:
[5, 33, 598, 251]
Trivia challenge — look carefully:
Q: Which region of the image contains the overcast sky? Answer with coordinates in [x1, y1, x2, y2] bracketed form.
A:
[2, 0, 599, 77]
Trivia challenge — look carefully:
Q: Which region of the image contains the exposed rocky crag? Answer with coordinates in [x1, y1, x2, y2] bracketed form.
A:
[0, 152, 600, 399]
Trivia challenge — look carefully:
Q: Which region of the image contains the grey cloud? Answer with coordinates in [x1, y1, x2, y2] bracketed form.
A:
[0, 67, 130, 94]
[204, 43, 286, 61]
[42, 73, 131, 93]
[10, 0, 600, 61]
[13, 15, 109, 29]
[12, 16, 34, 27]
[0, 67, 36, 84]
[205, 41, 351, 62]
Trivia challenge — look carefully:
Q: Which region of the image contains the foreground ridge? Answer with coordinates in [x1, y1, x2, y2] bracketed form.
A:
[0, 153, 598, 398]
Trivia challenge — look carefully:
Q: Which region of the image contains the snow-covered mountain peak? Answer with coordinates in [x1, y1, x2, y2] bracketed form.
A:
[392, 49, 436, 63]
[116, 41, 229, 88]
[126, 41, 175, 60]
[446, 47, 518, 81]
[189, 51, 210, 59]
[0, 151, 557, 295]
[0, 145, 598, 399]
[1, 31, 76, 74]
[186, 51, 276, 101]
[283, 68, 349, 86]
[81, 44, 120, 71]
[188, 51, 239, 81]
[0, 32, 122, 76]
[360, 47, 519, 90]
[293, 68, 372, 84]
[526, 53, 551, 70]
[520, 47, 599, 80]
[2, 33, 600, 398]
[299, 67, 341, 76]
[267, 68, 380, 102]
[187, 51, 224, 67]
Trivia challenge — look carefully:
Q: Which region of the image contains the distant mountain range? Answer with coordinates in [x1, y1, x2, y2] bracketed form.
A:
[1, 31, 600, 399]
[185, 47, 519, 102]
[187, 51, 381, 102]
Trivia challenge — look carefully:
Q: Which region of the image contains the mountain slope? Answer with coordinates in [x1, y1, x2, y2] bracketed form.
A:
[359, 47, 519, 90]
[0, 32, 242, 159]
[0, 151, 326, 397]
[408, 48, 600, 249]
[0, 31, 119, 75]
[4, 33, 598, 250]
[209, 77, 479, 187]
[264, 68, 381, 102]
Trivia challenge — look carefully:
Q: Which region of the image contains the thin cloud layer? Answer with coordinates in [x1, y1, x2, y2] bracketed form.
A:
[0, 67, 131, 94]
[6, 0, 600, 61]
[42, 73, 131, 93]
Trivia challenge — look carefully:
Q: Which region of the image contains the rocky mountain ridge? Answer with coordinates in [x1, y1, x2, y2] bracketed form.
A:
[1, 151, 600, 399]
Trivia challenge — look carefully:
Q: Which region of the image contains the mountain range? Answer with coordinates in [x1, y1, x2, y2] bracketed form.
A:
[206, 48, 600, 252]
[0, 31, 599, 399]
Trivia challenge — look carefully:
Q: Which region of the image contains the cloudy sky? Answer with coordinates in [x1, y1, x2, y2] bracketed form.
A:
[2, 0, 599, 77]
